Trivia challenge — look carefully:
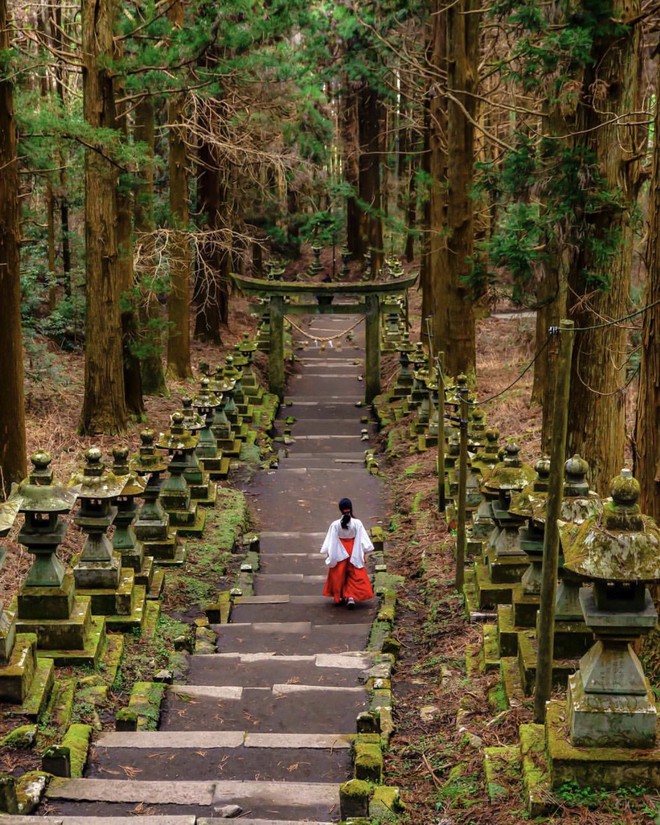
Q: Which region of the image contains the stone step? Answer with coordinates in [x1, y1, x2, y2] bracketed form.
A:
[46, 777, 340, 821]
[161, 684, 368, 732]
[286, 437, 365, 455]
[259, 554, 330, 576]
[96, 730, 352, 749]
[255, 574, 326, 596]
[289, 420, 366, 436]
[186, 651, 372, 687]
[1, 818, 197, 825]
[229, 596, 378, 625]
[212, 621, 372, 655]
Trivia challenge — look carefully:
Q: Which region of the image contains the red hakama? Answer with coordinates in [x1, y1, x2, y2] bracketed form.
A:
[323, 537, 375, 604]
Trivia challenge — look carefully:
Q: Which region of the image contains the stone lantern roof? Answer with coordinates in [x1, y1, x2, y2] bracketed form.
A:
[482, 443, 536, 495]
[156, 412, 198, 451]
[561, 469, 660, 583]
[192, 378, 221, 410]
[69, 447, 127, 500]
[111, 446, 146, 498]
[16, 451, 77, 513]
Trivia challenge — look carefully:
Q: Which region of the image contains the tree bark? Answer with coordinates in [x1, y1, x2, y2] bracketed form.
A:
[341, 79, 361, 259]
[566, 1, 643, 495]
[134, 95, 168, 396]
[440, 0, 478, 376]
[166, 0, 192, 379]
[635, 59, 660, 518]
[424, 0, 448, 354]
[79, 0, 127, 434]
[114, 48, 144, 415]
[51, 1, 71, 293]
[0, 0, 27, 493]
[357, 81, 384, 275]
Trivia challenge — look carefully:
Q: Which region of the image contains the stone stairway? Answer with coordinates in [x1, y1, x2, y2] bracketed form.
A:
[17, 312, 383, 824]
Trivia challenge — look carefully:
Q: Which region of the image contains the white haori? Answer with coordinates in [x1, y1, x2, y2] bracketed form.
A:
[320, 517, 374, 568]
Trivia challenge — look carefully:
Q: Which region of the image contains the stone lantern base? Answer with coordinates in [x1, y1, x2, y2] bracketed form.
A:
[546, 701, 660, 789]
[567, 671, 657, 749]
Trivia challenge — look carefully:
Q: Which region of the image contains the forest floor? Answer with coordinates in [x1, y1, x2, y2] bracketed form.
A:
[2, 275, 657, 823]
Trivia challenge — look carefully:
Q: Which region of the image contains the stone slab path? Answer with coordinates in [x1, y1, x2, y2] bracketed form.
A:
[24, 311, 383, 824]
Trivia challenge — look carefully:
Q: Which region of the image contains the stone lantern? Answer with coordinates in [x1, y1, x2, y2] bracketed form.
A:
[131, 429, 183, 565]
[111, 446, 162, 601]
[180, 398, 216, 506]
[473, 443, 535, 610]
[70, 447, 125, 588]
[193, 378, 229, 480]
[229, 353, 253, 420]
[156, 412, 206, 537]
[13, 452, 104, 663]
[419, 372, 440, 450]
[391, 331, 416, 399]
[110, 446, 146, 574]
[17, 452, 77, 594]
[560, 469, 660, 749]
[70, 448, 143, 624]
[218, 359, 245, 432]
[208, 375, 242, 458]
[236, 334, 263, 404]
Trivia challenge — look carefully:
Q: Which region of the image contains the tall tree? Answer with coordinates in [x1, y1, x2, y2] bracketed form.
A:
[439, 0, 479, 376]
[0, 0, 27, 492]
[166, 0, 193, 379]
[565, 0, 644, 494]
[134, 95, 167, 395]
[357, 81, 385, 274]
[423, 0, 448, 353]
[114, 41, 144, 415]
[79, 0, 128, 434]
[635, 58, 660, 518]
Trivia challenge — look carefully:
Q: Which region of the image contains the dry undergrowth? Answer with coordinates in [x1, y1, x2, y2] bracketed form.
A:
[379, 313, 657, 824]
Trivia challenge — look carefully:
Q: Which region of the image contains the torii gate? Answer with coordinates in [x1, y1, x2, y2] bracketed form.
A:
[230, 273, 418, 403]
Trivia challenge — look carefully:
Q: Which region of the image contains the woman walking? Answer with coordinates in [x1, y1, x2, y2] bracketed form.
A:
[321, 498, 374, 608]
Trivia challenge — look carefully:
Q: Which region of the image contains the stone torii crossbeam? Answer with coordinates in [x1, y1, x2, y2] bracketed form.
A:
[230, 272, 419, 403]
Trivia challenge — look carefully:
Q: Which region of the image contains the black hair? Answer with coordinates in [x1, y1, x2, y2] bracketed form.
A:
[338, 497, 353, 529]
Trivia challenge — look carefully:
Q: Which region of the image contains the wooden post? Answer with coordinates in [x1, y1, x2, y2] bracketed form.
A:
[455, 385, 469, 591]
[534, 319, 574, 724]
[269, 295, 285, 401]
[437, 353, 446, 512]
[365, 293, 381, 403]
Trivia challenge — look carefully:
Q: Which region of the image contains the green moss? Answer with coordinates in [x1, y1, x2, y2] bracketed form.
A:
[3, 724, 37, 749]
[62, 724, 92, 778]
[354, 742, 383, 782]
[340, 777, 372, 798]
[370, 784, 403, 819]
[129, 681, 166, 730]
[404, 463, 421, 477]
[488, 681, 508, 713]
[411, 491, 424, 513]
[15, 770, 49, 814]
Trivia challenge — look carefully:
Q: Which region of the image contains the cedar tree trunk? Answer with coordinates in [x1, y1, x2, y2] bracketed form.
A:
[79, 0, 127, 434]
[0, 0, 27, 492]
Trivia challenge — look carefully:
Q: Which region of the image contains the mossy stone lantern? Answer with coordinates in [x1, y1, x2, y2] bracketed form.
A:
[482, 442, 535, 559]
[131, 429, 181, 564]
[17, 452, 77, 596]
[192, 378, 226, 477]
[70, 447, 126, 591]
[157, 412, 206, 535]
[508, 456, 551, 596]
[111, 446, 146, 573]
[236, 334, 263, 403]
[180, 398, 216, 506]
[555, 455, 602, 622]
[561, 469, 660, 748]
[392, 331, 416, 399]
